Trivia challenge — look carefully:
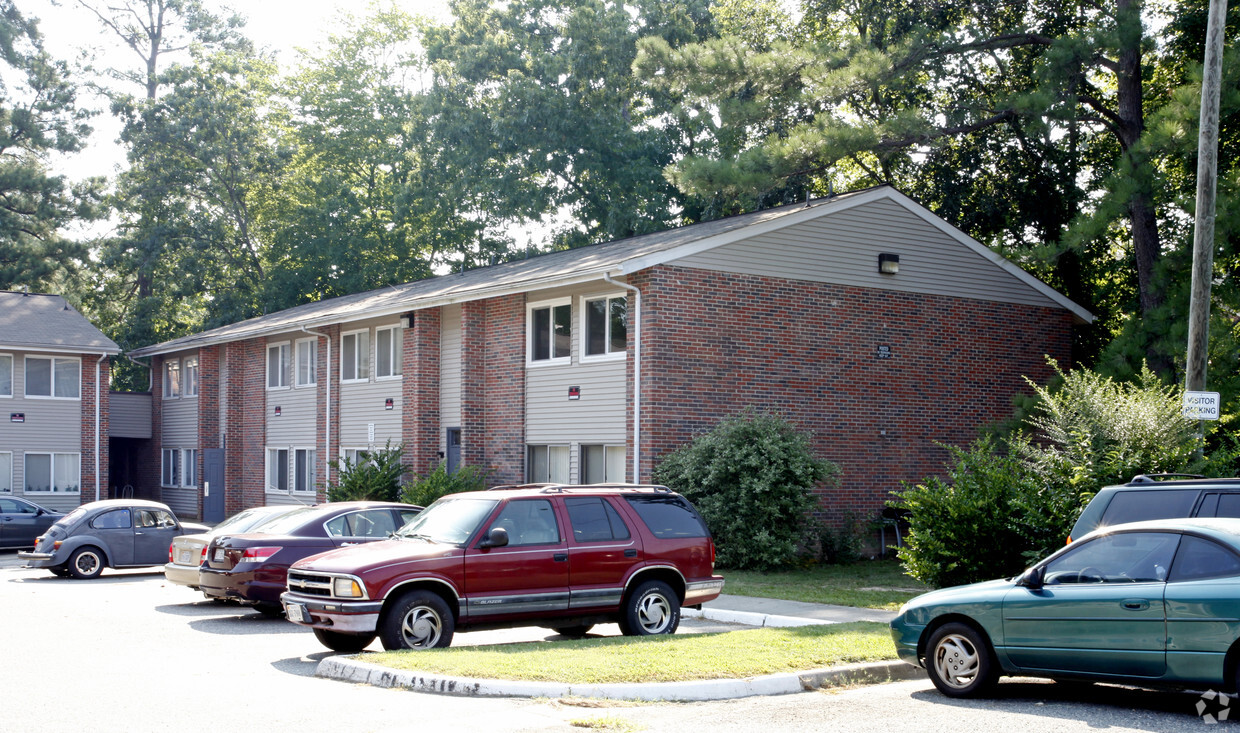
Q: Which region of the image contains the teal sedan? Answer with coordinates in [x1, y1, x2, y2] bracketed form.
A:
[891, 518, 1240, 697]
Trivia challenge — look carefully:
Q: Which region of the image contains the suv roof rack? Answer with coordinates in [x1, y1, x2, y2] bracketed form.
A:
[1128, 473, 1206, 484]
[485, 483, 674, 494]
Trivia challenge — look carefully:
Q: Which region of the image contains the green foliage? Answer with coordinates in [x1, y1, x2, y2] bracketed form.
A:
[653, 410, 837, 570]
[399, 463, 491, 508]
[327, 442, 409, 503]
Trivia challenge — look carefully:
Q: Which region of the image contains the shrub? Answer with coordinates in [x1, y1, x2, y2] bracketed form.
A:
[327, 442, 408, 502]
[653, 410, 838, 570]
[400, 463, 491, 507]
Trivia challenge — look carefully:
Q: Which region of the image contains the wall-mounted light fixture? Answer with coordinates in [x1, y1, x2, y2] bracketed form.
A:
[878, 253, 900, 274]
[399, 313, 413, 328]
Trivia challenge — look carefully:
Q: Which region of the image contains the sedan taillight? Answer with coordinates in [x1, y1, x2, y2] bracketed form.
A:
[240, 547, 281, 563]
[168, 541, 175, 563]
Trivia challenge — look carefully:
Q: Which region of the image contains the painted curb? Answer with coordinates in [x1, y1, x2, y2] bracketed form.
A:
[682, 607, 824, 628]
[315, 657, 925, 702]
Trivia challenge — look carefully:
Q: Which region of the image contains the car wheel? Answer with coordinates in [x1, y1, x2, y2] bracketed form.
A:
[254, 603, 285, 618]
[620, 580, 680, 636]
[553, 624, 594, 638]
[380, 590, 454, 650]
[68, 546, 105, 579]
[50, 566, 71, 578]
[313, 628, 377, 653]
[924, 622, 998, 698]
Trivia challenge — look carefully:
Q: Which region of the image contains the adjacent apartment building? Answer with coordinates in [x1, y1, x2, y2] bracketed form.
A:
[127, 186, 1092, 523]
[0, 291, 120, 511]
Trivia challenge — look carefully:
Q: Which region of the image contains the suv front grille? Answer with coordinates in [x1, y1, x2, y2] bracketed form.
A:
[287, 570, 333, 597]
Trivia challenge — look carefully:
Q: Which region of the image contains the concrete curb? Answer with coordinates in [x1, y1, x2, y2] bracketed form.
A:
[315, 656, 924, 701]
[682, 606, 826, 628]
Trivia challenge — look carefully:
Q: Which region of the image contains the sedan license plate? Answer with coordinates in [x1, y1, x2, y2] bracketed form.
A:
[285, 603, 308, 624]
[213, 548, 226, 562]
[178, 550, 192, 564]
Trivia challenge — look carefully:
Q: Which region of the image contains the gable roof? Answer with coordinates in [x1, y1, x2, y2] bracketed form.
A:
[0, 291, 120, 355]
[130, 186, 1091, 357]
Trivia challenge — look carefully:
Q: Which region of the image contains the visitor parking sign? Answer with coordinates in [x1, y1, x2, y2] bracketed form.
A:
[1183, 391, 1221, 421]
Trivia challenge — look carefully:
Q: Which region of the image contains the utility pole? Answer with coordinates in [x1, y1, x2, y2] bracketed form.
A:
[1185, 0, 1228, 393]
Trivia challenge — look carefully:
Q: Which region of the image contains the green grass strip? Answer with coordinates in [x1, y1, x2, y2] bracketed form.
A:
[365, 622, 896, 684]
[721, 559, 928, 611]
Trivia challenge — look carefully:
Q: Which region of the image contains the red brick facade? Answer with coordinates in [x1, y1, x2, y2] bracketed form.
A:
[402, 309, 441, 477]
[223, 340, 267, 513]
[634, 265, 1071, 523]
[79, 355, 110, 500]
[461, 296, 526, 484]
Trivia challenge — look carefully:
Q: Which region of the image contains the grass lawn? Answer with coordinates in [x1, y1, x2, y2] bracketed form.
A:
[720, 558, 929, 611]
[364, 622, 895, 683]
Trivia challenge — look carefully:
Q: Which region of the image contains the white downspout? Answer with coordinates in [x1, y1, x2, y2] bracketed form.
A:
[301, 326, 332, 489]
[603, 273, 641, 483]
[95, 354, 106, 502]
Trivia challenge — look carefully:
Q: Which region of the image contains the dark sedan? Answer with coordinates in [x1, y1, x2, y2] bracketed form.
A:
[0, 496, 62, 549]
[18, 499, 208, 579]
[198, 501, 420, 616]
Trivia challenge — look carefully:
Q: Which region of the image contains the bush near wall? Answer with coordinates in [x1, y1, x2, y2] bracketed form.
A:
[653, 410, 838, 571]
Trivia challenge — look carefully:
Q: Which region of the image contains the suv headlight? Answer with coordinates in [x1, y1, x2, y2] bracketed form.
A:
[332, 577, 365, 598]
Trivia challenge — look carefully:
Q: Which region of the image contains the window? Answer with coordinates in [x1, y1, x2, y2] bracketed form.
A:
[526, 445, 569, 483]
[1100, 490, 1198, 527]
[267, 342, 291, 389]
[325, 509, 399, 539]
[0, 452, 10, 492]
[581, 445, 626, 484]
[162, 448, 181, 487]
[1042, 532, 1180, 584]
[183, 449, 198, 487]
[24, 452, 80, 493]
[376, 325, 403, 379]
[342, 329, 370, 382]
[488, 499, 561, 545]
[566, 497, 631, 542]
[25, 356, 80, 398]
[625, 495, 710, 539]
[341, 448, 371, 468]
[93, 509, 131, 529]
[1169, 535, 1240, 582]
[0, 354, 11, 397]
[529, 301, 571, 363]
[183, 356, 199, 397]
[295, 339, 317, 387]
[583, 295, 627, 358]
[163, 359, 181, 398]
[268, 448, 316, 493]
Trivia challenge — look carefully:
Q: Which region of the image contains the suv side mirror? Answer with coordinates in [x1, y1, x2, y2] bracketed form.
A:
[480, 526, 509, 549]
[1017, 566, 1045, 590]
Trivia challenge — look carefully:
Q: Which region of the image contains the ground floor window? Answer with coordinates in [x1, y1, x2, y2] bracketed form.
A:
[581, 445, 626, 484]
[162, 448, 198, 488]
[268, 447, 316, 493]
[526, 445, 569, 484]
[0, 451, 10, 492]
[24, 452, 79, 493]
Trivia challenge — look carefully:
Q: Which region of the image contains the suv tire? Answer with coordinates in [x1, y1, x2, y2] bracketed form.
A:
[620, 580, 680, 636]
[381, 590, 455, 650]
[313, 628, 376, 653]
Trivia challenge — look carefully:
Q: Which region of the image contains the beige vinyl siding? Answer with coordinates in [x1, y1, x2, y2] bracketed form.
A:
[439, 303, 462, 455]
[110, 392, 152, 439]
[266, 386, 317, 445]
[1, 350, 83, 510]
[339, 380, 402, 449]
[675, 198, 1063, 309]
[162, 397, 198, 446]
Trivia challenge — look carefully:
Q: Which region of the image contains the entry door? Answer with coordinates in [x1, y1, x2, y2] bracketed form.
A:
[446, 428, 461, 474]
[203, 449, 226, 523]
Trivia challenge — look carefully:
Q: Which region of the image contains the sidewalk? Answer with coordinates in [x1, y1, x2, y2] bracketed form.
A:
[317, 594, 921, 701]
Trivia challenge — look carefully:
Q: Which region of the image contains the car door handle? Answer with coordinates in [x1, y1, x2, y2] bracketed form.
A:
[553, 553, 568, 562]
[1121, 599, 1150, 611]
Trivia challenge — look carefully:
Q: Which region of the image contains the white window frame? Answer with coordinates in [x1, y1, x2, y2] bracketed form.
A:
[23, 452, 80, 494]
[527, 298, 572, 366]
[183, 356, 199, 397]
[340, 447, 371, 468]
[580, 293, 628, 361]
[0, 353, 12, 398]
[267, 447, 316, 494]
[580, 444, 627, 484]
[341, 328, 371, 383]
[526, 444, 570, 483]
[295, 337, 317, 387]
[375, 325, 403, 380]
[0, 451, 11, 492]
[182, 448, 198, 488]
[267, 342, 291, 390]
[161, 448, 181, 488]
[163, 359, 181, 399]
[24, 355, 80, 400]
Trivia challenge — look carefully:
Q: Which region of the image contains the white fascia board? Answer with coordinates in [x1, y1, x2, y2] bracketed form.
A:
[3, 343, 120, 356]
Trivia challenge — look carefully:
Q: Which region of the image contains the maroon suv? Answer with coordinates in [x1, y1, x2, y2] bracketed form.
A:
[281, 484, 725, 652]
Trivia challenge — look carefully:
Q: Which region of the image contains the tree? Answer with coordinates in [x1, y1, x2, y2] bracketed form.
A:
[0, 0, 98, 289]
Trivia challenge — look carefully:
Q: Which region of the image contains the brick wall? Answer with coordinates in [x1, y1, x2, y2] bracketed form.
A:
[634, 265, 1072, 525]
[144, 356, 164, 499]
[224, 340, 266, 513]
[460, 296, 525, 484]
[402, 309, 441, 477]
[79, 354, 110, 501]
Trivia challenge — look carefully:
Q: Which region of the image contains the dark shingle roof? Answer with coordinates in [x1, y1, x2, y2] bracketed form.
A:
[0, 292, 120, 354]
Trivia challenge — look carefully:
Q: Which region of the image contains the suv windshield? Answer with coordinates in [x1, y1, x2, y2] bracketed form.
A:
[395, 497, 498, 545]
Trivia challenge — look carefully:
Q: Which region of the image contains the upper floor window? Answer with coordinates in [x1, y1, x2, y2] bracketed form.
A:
[583, 295, 627, 358]
[183, 356, 199, 397]
[267, 342, 291, 389]
[25, 356, 80, 399]
[376, 325, 403, 379]
[529, 301, 571, 363]
[295, 338, 317, 387]
[163, 359, 181, 399]
[342, 329, 370, 382]
[0, 354, 11, 397]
